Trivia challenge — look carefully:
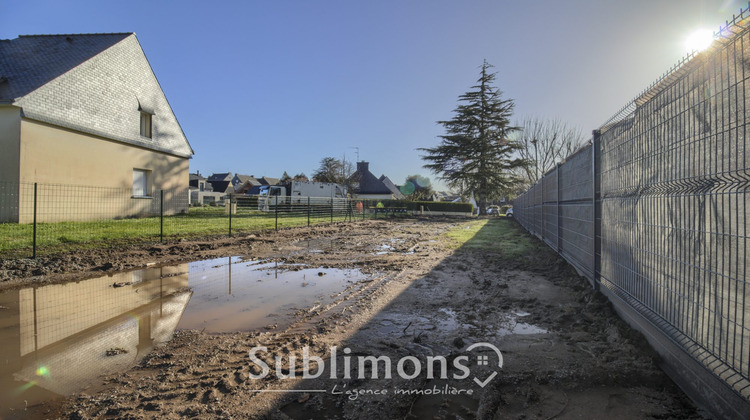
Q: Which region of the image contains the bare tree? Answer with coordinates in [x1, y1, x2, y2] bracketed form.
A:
[514, 117, 587, 185]
[312, 157, 356, 193]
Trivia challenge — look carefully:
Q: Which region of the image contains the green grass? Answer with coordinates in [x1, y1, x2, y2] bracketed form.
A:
[0, 206, 358, 257]
[442, 218, 535, 258]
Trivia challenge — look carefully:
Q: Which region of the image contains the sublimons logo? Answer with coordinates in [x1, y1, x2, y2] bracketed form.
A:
[249, 342, 503, 388]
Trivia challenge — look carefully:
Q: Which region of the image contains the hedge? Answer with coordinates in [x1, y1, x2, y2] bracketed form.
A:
[380, 200, 473, 213]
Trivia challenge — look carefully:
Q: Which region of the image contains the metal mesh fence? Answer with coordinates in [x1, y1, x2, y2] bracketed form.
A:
[0, 182, 420, 258]
[514, 7, 750, 416]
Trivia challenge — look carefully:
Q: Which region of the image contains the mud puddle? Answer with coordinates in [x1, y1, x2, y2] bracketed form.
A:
[0, 256, 375, 416]
[0, 263, 191, 417]
[179, 257, 374, 332]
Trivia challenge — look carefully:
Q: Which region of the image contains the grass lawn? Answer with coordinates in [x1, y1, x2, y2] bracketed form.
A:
[0, 206, 358, 257]
[442, 218, 536, 258]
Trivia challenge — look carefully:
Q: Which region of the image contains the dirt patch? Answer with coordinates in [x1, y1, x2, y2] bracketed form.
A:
[9, 218, 702, 419]
[0, 219, 433, 290]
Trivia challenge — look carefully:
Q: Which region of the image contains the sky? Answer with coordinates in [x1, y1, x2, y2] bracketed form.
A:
[1, 0, 744, 190]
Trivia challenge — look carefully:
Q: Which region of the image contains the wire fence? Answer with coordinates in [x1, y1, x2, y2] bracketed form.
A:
[0, 181, 426, 259]
[513, 6, 750, 418]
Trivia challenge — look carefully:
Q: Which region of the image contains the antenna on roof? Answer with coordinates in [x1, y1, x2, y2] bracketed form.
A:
[350, 146, 360, 162]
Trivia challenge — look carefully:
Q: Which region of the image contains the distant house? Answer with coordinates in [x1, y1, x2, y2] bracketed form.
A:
[378, 175, 405, 200]
[231, 174, 260, 189]
[348, 161, 401, 200]
[206, 173, 234, 194]
[189, 172, 209, 192]
[259, 176, 280, 186]
[189, 172, 225, 205]
[0, 33, 193, 222]
[229, 174, 260, 195]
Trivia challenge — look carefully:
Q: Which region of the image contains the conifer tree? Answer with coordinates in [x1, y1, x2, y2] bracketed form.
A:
[420, 60, 524, 214]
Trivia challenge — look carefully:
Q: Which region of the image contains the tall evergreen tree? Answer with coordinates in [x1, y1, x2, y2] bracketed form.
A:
[420, 60, 524, 214]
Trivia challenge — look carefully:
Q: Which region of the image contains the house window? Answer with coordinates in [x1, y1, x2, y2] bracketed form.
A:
[140, 112, 152, 138]
[133, 169, 151, 197]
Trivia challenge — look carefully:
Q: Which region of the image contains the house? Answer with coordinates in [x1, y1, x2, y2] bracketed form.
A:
[206, 172, 234, 194]
[189, 172, 209, 192]
[0, 33, 193, 222]
[258, 176, 279, 186]
[231, 174, 260, 189]
[348, 161, 401, 200]
[188, 172, 225, 205]
[378, 175, 406, 200]
[231, 174, 264, 194]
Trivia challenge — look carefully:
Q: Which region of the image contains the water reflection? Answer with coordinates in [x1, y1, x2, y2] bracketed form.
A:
[0, 257, 374, 415]
[0, 265, 190, 416]
[178, 258, 371, 332]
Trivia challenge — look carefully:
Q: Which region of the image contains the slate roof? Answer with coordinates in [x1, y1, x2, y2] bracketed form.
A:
[259, 177, 279, 186]
[207, 181, 233, 194]
[207, 173, 232, 182]
[379, 175, 405, 199]
[0, 33, 193, 158]
[0, 33, 130, 101]
[189, 173, 206, 182]
[233, 174, 260, 186]
[349, 162, 393, 195]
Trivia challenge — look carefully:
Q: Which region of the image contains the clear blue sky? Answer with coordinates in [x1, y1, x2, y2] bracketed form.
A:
[1, 0, 742, 190]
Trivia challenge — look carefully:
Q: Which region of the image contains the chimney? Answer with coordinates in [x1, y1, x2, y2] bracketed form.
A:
[357, 161, 369, 173]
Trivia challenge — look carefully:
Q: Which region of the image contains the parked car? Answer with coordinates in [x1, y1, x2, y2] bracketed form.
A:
[505, 207, 514, 217]
[487, 205, 500, 216]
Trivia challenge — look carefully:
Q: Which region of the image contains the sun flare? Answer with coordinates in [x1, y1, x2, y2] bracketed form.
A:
[684, 28, 715, 53]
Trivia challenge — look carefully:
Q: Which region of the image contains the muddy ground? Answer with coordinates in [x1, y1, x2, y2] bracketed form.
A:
[4, 218, 702, 419]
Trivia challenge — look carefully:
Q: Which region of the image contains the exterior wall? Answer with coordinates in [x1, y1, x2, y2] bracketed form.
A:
[0, 107, 21, 222]
[1, 34, 193, 223]
[190, 190, 225, 205]
[16, 119, 189, 222]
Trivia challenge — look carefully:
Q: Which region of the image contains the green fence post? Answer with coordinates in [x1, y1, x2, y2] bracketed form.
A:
[307, 196, 311, 227]
[228, 194, 232, 237]
[275, 195, 279, 231]
[32, 183, 37, 259]
[160, 189, 164, 243]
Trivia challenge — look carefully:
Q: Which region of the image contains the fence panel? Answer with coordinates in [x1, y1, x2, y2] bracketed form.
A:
[541, 168, 558, 250]
[1, 185, 469, 258]
[513, 9, 750, 418]
[558, 146, 594, 278]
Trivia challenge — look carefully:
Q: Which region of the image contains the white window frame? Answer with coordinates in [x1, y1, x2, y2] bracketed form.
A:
[140, 111, 152, 138]
[132, 169, 151, 198]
